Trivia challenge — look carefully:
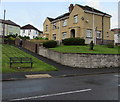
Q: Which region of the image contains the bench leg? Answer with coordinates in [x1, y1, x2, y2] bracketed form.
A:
[31, 63, 33, 68]
[10, 63, 12, 68]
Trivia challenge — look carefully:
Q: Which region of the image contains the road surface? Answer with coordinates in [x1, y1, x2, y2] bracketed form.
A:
[2, 73, 119, 101]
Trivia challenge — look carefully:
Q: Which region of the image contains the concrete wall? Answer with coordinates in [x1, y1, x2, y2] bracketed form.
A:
[38, 46, 120, 68]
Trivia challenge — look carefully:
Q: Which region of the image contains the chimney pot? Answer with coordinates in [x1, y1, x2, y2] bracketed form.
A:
[69, 4, 74, 12]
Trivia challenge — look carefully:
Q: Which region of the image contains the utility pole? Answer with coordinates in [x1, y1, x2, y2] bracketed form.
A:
[2, 9, 6, 44]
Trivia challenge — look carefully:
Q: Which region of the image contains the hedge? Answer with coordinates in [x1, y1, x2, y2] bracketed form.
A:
[43, 40, 57, 48]
[62, 37, 85, 45]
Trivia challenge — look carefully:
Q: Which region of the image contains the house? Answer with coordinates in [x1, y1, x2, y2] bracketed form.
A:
[111, 28, 120, 45]
[20, 24, 43, 39]
[43, 4, 114, 45]
[0, 19, 20, 36]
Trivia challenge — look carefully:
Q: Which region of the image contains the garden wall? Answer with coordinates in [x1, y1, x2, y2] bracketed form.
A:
[15, 38, 39, 53]
[38, 46, 120, 68]
[15, 38, 21, 46]
[22, 40, 39, 53]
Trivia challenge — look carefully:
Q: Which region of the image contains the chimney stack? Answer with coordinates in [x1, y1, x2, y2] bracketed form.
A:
[69, 4, 74, 12]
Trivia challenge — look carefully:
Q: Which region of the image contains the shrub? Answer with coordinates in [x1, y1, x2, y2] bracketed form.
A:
[34, 37, 43, 40]
[24, 36, 30, 40]
[6, 34, 16, 38]
[62, 37, 85, 45]
[107, 43, 114, 48]
[43, 40, 57, 48]
[44, 38, 48, 40]
[89, 41, 94, 50]
[8, 37, 15, 41]
[7, 37, 15, 45]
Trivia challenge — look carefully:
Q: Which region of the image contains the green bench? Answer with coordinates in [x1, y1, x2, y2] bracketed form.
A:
[10, 57, 33, 68]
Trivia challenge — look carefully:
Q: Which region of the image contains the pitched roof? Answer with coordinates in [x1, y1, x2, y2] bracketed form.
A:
[47, 4, 111, 22]
[76, 4, 111, 17]
[47, 17, 54, 22]
[111, 28, 120, 31]
[47, 12, 70, 22]
[54, 12, 70, 20]
[0, 19, 20, 27]
[21, 24, 43, 33]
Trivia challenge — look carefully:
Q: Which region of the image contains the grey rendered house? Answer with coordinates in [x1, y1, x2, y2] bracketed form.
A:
[0, 19, 20, 36]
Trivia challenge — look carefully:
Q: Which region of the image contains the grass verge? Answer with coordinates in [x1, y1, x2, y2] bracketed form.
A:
[50, 45, 120, 54]
[2, 44, 57, 73]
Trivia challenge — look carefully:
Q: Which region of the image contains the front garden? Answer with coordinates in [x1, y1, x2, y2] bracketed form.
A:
[42, 38, 120, 54]
[50, 45, 120, 54]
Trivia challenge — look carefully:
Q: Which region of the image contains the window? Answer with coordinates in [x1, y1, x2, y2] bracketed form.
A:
[62, 19, 67, 26]
[52, 34, 56, 40]
[86, 29, 92, 38]
[74, 15, 78, 23]
[36, 31, 37, 34]
[0, 31, 3, 35]
[96, 31, 101, 38]
[46, 25, 48, 31]
[23, 30, 25, 33]
[62, 32, 67, 39]
[9, 26, 13, 29]
[9, 32, 13, 35]
[106, 32, 109, 37]
[53, 23, 57, 30]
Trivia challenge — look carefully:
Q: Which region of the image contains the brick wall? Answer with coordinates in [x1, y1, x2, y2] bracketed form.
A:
[15, 38, 39, 53]
[22, 40, 39, 53]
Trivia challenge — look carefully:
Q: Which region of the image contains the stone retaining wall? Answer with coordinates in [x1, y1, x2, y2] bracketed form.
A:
[38, 46, 120, 68]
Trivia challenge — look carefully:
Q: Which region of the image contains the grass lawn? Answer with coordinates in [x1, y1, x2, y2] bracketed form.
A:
[2, 44, 57, 73]
[50, 45, 120, 54]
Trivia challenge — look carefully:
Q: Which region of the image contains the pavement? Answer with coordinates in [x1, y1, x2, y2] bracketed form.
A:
[2, 46, 119, 81]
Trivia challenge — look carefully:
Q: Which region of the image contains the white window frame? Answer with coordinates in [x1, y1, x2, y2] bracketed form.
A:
[46, 25, 48, 31]
[74, 15, 78, 23]
[23, 30, 25, 33]
[53, 23, 57, 30]
[86, 29, 92, 38]
[62, 19, 67, 27]
[96, 31, 101, 38]
[62, 32, 67, 39]
[106, 32, 109, 37]
[52, 34, 56, 40]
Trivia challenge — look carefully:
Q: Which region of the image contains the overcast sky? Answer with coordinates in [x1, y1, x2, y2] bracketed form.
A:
[0, 0, 119, 31]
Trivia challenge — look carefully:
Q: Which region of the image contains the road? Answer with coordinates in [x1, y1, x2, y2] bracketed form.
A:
[2, 73, 119, 101]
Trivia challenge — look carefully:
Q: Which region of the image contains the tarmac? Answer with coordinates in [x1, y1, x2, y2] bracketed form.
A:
[2, 46, 119, 81]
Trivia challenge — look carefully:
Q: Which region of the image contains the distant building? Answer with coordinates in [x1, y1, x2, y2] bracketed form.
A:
[111, 28, 120, 45]
[20, 24, 43, 39]
[43, 4, 114, 45]
[0, 19, 20, 36]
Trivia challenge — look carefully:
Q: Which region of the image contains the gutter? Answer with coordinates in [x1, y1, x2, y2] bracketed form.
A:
[84, 10, 111, 18]
[102, 14, 105, 44]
